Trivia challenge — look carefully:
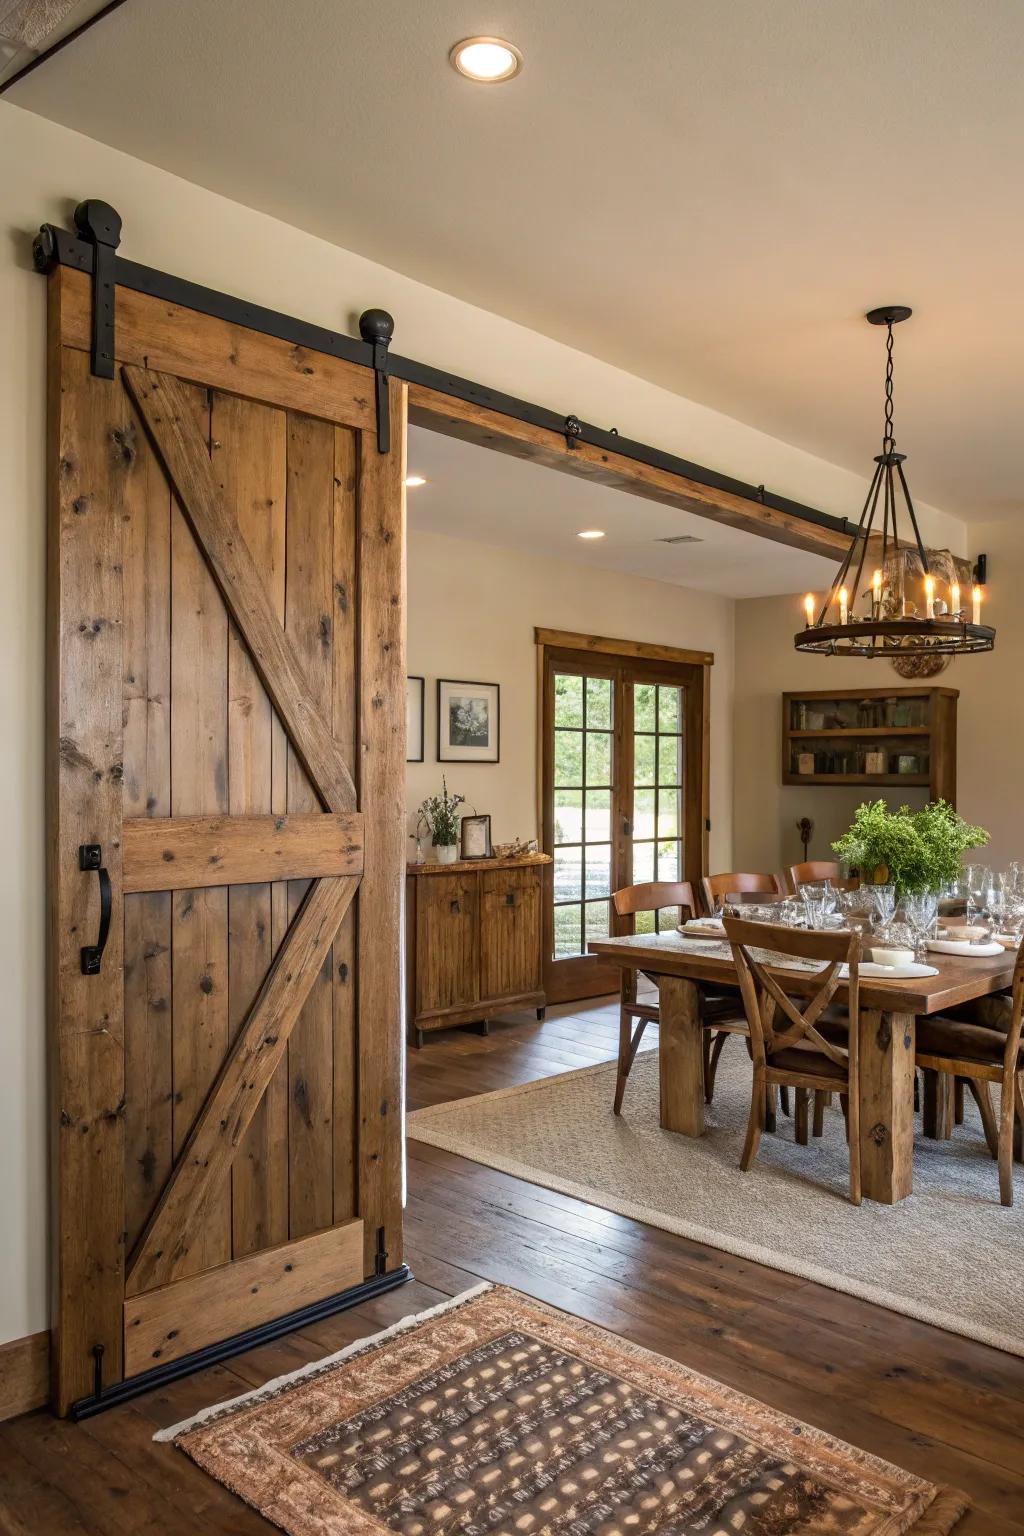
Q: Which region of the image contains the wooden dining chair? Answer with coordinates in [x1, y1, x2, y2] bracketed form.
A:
[611, 881, 746, 1114]
[915, 945, 1024, 1205]
[724, 916, 863, 1204]
[702, 870, 785, 914]
[787, 860, 860, 893]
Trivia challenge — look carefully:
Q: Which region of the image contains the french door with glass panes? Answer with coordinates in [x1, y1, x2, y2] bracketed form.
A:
[541, 645, 708, 1004]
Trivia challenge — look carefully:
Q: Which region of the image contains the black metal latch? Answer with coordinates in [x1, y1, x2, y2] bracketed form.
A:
[359, 309, 395, 454]
[79, 844, 112, 976]
[73, 200, 122, 379]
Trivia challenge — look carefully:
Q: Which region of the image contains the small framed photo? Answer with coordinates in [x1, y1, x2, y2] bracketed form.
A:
[406, 676, 424, 763]
[437, 679, 500, 763]
[460, 813, 493, 860]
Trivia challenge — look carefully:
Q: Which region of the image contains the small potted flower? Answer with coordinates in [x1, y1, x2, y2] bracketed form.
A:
[416, 779, 465, 865]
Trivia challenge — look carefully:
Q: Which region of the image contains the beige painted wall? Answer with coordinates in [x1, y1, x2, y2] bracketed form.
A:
[732, 564, 1011, 876]
[406, 529, 735, 859]
[0, 98, 967, 1347]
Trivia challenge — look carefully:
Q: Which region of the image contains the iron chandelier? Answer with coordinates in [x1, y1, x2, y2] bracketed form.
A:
[794, 306, 995, 658]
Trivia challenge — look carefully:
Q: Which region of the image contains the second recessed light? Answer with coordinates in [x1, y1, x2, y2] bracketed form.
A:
[578, 530, 606, 540]
[449, 36, 523, 83]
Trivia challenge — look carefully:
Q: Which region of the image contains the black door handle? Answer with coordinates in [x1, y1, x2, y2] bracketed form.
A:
[505, 891, 517, 907]
[449, 899, 460, 915]
[79, 844, 111, 976]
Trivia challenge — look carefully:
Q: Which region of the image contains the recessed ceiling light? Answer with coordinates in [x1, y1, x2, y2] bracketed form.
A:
[405, 475, 427, 488]
[578, 530, 606, 540]
[449, 36, 523, 83]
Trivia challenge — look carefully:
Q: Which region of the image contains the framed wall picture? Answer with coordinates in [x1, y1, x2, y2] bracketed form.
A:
[437, 679, 500, 763]
[406, 676, 425, 763]
[460, 813, 493, 860]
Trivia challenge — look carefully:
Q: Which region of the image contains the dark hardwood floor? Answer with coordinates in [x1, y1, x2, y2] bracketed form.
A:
[2, 1000, 1023, 1534]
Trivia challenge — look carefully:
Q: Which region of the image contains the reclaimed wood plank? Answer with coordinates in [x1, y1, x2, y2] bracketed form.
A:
[122, 812, 363, 892]
[126, 874, 357, 1295]
[356, 377, 407, 1277]
[122, 364, 357, 814]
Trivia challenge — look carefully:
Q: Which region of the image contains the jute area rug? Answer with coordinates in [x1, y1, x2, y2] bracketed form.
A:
[407, 1048, 1024, 1358]
[159, 1283, 966, 1533]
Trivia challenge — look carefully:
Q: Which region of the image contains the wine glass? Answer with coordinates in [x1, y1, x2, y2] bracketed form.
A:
[799, 886, 828, 930]
[871, 884, 897, 937]
[838, 886, 876, 935]
[904, 890, 939, 961]
[965, 864, 992, 921]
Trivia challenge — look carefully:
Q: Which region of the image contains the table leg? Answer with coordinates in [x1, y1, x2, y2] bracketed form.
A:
[859, 1009, 915, 1204]
[658, 975, 705, 1136]
[921, 1068, 955, 1139]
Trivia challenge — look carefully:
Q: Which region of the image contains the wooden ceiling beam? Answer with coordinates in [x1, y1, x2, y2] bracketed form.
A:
[408, 382, 853, 561]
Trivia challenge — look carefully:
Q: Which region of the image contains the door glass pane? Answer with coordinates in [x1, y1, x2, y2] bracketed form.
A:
[657, 788, 680, 839]
[634, 682, 656, 732]
[553, 789, 582, 845]
[554, 673, 583, 728]
[633, 840, 655, 885]
[585, 676, 612, 729]
[554, 846, 582, 902]
[633, 787, 655, 840]
[658, 735, 681, 785]
[585, 731, 611, 785]
[585, 900, 611, 945]
[658, 840, 682, 880]
[554, 729, 583, 786]
[658, 686, 683, 733]
[554, 903, 583, 959]
[584, 843, 611, 898]
[584, 789, 611, 842]
[634, 733, 656, 786]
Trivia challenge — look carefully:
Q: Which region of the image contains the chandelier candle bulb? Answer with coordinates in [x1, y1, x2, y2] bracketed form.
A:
[804, 593, 815, 627]
[839, 586, 849, 624]
[924, 574, 936, 619]
[973, 585, 983, 625]
[872, 569, 882, 615]
[951, 581, 961, 617]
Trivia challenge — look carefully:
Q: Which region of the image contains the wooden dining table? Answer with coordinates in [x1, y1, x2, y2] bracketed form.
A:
[588, 930, 1016, 1204]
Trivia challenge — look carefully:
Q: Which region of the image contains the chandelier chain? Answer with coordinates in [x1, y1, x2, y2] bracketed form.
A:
[883, 321, 895, 452]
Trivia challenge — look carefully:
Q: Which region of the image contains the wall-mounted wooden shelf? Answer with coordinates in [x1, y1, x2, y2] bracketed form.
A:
[782, 686, 958, 802]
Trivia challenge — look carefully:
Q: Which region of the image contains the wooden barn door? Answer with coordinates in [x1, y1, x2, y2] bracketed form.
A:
[47, 266, 406, 1413]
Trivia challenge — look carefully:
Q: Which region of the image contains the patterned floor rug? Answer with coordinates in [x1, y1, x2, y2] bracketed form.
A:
[407, 1048, 1024, 1356]
[159, 1284, 966, 1534]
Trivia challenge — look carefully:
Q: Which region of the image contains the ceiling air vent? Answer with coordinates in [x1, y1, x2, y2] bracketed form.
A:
[656, 534, 703, 545]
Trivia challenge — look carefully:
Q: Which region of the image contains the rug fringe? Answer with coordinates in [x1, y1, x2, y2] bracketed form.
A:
[901, 1486, 970, 1534]
[153, 1280, 492, 1443]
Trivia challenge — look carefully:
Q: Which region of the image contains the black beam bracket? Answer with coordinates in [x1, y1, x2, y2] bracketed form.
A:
[74, 200, 122, 377]
[973, 552, 987, 586]
[359, 308, 395, 453]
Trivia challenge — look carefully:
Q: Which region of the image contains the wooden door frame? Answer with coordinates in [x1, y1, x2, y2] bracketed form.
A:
[46, 264, 409, 1416]
[537, 630, 712, 1005]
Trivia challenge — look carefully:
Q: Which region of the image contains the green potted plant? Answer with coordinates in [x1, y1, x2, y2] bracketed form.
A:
[832, 798, 989, 897]
[416, 778, 465, 865]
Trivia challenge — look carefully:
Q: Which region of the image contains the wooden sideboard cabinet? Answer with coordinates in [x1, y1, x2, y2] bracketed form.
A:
[406, 854, 551, 1047]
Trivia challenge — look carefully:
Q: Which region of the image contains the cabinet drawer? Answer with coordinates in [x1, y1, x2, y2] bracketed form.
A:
[480, 868, 542, 1001]
[415, 874, 480, 1016]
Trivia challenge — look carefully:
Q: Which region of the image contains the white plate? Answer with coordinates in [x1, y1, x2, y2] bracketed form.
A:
[926, 939, 1005, 958]
[678, 920, 726, 938]
[841, 961, 939, 979]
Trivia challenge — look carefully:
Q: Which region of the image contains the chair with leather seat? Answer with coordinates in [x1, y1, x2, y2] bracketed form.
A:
[611, 881, 747, 1114]
[724, 916, 863, 1203]
[915, 947, 1024, 1205]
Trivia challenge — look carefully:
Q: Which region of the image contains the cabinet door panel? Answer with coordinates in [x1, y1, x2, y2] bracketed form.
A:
[415, 875, 480, 1015]
[480, 869, 541, 1000]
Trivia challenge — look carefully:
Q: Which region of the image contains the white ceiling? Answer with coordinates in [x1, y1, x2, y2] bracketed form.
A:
[407, 425, 836, 598]
[11, 0, 1024, 524]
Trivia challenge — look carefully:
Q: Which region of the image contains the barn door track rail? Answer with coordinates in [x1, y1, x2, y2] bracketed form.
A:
[33, 198, 855, 542]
